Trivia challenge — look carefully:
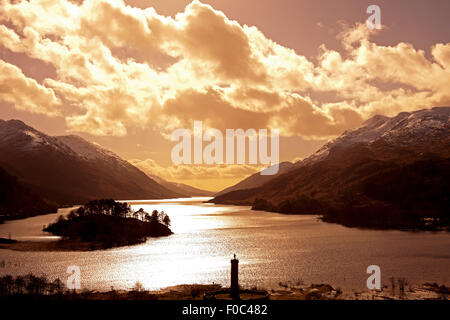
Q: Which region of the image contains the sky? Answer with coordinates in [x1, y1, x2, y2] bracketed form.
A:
[0, 0, 449, 191]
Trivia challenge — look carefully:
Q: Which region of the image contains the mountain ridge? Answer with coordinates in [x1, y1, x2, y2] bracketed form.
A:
[0, 119, 182, 210]
[210, 107, 450, 230]
[144, 173, 214, 197]
[214, 161, 295, 196]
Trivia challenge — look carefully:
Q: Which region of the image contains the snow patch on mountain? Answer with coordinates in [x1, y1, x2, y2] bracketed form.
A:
[24, 130, 44, 144]
[0, 119, 76, 155]
[57, 135, 117, 160]
[56, 135, 131, 170]
[299, 106, 450, 165]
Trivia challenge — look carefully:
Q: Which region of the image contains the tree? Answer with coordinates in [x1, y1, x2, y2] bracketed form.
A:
[132, 281, 145, 292]
[135, 208, 145, 221]
[390, 277, 396, 296]
[53, 278, 64, 295]
[67, 210, 77, 221]
[398, 278, 408, 297]
[162, 213, 171, 227]
[15, 275, 25, 295]
[150, 210, 159, 223]
[1, 275, 13, 296]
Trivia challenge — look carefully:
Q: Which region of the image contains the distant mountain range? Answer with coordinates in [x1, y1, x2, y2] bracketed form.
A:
[144, 173, 214, 197]
[214, 161, 295, 197]
[2, 107, 449, 229]
[0, 119, 209, 219]
[211, 107, 450, 230]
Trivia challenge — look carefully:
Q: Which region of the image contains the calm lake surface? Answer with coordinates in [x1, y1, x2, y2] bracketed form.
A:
[0, 197, 449, 291]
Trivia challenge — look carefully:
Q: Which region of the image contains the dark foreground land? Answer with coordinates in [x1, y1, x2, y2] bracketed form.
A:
[0, 274, 448, 300]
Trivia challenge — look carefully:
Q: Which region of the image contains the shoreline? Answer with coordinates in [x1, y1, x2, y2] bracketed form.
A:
[0, 281, 448, 300]
[0, 239, 138, 252]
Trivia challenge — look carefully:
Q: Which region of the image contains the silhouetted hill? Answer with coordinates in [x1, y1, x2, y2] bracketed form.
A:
[214, 162, 294, 196]
[0, 120, 181, 208]
[0, 167, 57, 221]
[211, 107, 450, 230]
[143, 172, 214, 197]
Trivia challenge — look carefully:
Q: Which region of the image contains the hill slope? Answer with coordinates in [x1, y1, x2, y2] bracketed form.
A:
[0, 167, 58, 221]
[211, 107, 450, 230]
[214, 162, 294, 196]
[144, 173, 214, 197]
[0, 120, 181, 207]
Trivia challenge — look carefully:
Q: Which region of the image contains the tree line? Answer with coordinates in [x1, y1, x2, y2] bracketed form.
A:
[65, 199, 171, 227]
[0, 274, 64, 297]
[43, 199, 173, 248]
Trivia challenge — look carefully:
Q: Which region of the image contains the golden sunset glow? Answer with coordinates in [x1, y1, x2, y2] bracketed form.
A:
[1, 1, 450, 305]
[1, 0, 449, 190]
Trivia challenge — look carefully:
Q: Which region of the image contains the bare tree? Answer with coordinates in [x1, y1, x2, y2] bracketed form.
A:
[390, 277, 396, 296]
[398, 278, 408, 298]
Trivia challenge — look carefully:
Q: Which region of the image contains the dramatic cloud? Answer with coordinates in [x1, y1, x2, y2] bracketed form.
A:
[0, 0, 449, 139]
[0, 60, 59, 115]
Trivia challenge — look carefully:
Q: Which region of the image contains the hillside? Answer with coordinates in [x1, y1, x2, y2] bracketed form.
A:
[0, 120, 181, 208]
[210, 107, 450, 230]
[0, 167, 57, 221]
[142, 172, 214, 197]
[214, 162, 295, 196]
[151, 177, 214, 197]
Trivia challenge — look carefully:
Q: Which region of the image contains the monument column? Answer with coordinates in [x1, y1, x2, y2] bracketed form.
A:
[230, 254, 239, 299]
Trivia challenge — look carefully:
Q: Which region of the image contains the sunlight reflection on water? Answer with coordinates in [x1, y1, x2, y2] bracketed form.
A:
[0, 197, 449, 291]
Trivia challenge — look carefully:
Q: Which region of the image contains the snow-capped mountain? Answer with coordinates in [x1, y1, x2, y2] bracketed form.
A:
[300, 106, 450, 165]
[0, 119, 181, 205]
[58, 135, 213, 197]
[211, 107, 450, 230]
[0, 119, 76, 155]
[214, 107, 450, 197]
[56, 135, 123, 161]
[57, 135, 134, 170]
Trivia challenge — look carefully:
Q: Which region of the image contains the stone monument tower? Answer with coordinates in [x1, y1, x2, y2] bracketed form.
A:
[230, 254, 239, 299]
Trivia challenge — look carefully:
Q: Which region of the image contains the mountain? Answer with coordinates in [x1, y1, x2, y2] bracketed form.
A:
[57, 135, 212, 197]
[144, 173, 214, 197]
[214, 161, 295, 196]
[211, 107, 450, 230]
[0, 167, 58, 221]
[0, 120, 181, 208]
[297, 107, 450, 166]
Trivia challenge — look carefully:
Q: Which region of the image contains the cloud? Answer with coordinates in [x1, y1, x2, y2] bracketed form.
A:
[0, 0, 449, 140]
[0, 59, 59, 115]
[432, 43, 450, 69]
